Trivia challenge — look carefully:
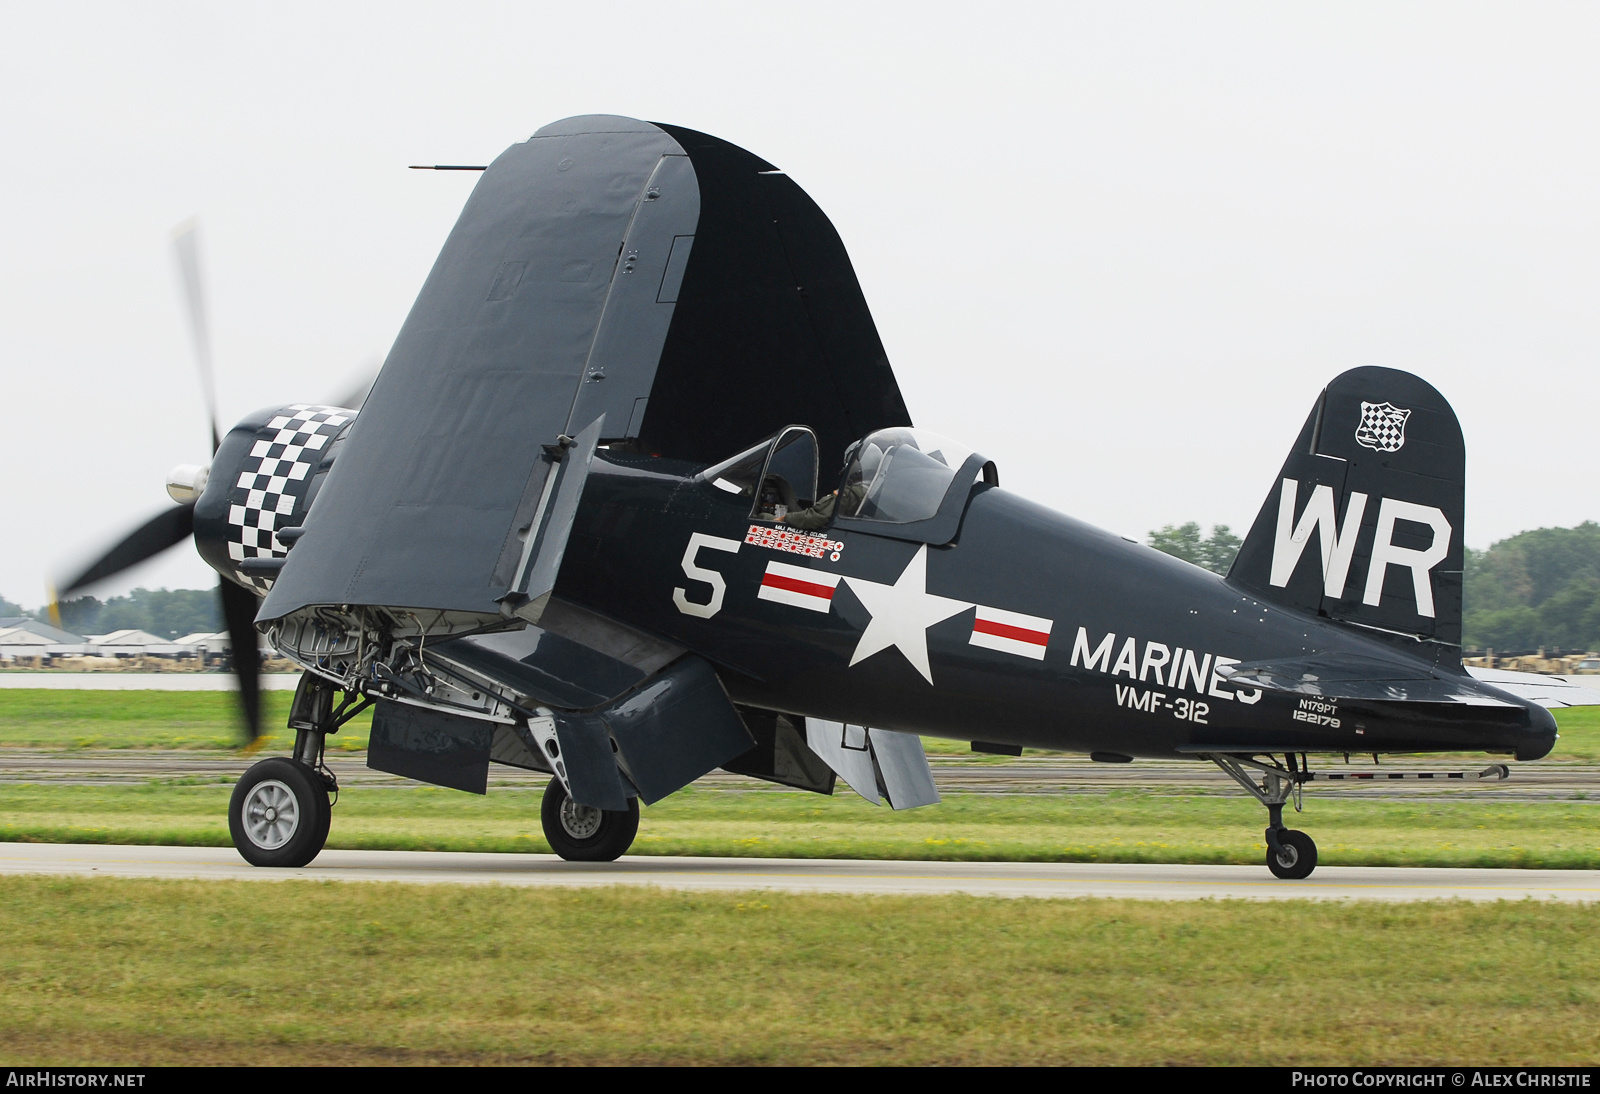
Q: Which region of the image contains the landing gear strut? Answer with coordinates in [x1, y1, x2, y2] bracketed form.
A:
[229, 673, 366, 868]
[1203, 753, 1318, 880]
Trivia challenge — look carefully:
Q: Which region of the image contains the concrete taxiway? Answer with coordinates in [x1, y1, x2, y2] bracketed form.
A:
[4, 842, 1597, 902]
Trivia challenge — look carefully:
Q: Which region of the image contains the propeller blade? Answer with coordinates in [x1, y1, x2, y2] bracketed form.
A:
[172, 219, 222, 454]
[219, 579, 263, 745]
[54, 504, 195, 601]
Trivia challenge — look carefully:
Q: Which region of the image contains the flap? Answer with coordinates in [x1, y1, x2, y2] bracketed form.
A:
[804, 719, 941, 809]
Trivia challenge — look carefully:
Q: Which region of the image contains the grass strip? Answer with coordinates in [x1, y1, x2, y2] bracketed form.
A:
[0, 690, 370, 751]
[3, 782, 1597, 868]
[1, 876, 1597, 1066]
[3, 691, 1598, 762]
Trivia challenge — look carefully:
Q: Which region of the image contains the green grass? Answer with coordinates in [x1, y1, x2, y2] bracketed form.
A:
[2, 689, 1596, 761]
[3, 781, 1597, 868]
[0, 690, 371, 751]
[2, 690, 1596, 869]
[1, 876, 1596, 1065]
[1551, 705, 1600, 761]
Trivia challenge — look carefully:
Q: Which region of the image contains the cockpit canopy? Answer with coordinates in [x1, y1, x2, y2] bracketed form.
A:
[697, 424, 995, 543]
[839, 428, 988, 525]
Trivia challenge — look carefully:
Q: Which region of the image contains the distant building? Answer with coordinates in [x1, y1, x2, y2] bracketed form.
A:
[0, 618, 85, 644]
[175, 632, 231, 662]
[0, 619, 87, 662]
[82, 629, 184, 657]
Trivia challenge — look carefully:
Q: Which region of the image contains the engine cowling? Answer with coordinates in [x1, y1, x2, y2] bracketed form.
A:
[193, 404, 357, 593]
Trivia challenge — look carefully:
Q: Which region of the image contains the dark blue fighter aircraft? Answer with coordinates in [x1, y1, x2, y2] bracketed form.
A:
[59, 115, 1574, 880]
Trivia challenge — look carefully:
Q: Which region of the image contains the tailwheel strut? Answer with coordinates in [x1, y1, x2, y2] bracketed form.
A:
[1201, 753, 1318, 880]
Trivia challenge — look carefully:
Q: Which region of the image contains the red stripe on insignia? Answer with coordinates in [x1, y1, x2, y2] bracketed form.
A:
[762, 573, 836, 600]
[972, 618, 1049, 646]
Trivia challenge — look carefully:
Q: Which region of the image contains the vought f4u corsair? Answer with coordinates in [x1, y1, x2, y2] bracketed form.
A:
[61, 115, 1584, 880]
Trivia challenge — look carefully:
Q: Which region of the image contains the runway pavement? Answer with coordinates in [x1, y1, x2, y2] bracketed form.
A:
[3, 842, 1597, 901]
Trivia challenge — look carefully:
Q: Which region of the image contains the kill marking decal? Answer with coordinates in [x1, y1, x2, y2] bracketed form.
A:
[745, 524, 844, 562]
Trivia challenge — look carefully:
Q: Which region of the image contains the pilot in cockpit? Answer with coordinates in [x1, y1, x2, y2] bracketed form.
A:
[780, 439, 879, 531]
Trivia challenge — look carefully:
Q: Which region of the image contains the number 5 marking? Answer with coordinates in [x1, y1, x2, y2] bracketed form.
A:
[673, 533, 743, 618]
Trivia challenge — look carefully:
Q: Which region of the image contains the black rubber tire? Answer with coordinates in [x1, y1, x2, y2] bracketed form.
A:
[229, 757, 331, 868]
[540, 779, 640, 862]
[1266, 828, 1318, 880]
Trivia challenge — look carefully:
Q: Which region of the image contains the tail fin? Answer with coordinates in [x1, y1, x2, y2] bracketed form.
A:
[1228, 367, 1464, 663]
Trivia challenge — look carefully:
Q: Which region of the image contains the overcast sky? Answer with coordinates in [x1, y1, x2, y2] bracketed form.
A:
[4, 2, 1598, 608]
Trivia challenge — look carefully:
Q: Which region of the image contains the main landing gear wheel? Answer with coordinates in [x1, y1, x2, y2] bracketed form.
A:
[1267, 829, 1318, 880]
[229, 757, 331, 868]
[541, 779, 639, 862]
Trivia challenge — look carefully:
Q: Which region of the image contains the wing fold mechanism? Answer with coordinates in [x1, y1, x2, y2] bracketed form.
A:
[498, 415, 605, 626]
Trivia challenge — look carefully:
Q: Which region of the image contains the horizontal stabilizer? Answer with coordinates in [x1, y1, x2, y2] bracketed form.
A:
[1218, 653, 1517, 705]
[1465, 667, 1600, 709]
[804, 720, 940, 809]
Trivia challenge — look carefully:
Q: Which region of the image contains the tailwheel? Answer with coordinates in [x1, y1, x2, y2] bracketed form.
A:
[229, 757, 331, 868]
[1266, 829, 1318, 880]
[541, 778, 639, 862]
[1203, 753, 1320, 880]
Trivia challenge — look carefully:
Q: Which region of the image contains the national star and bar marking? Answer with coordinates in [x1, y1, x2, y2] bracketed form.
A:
[970, 605, 1053, 660]
[842, 546, 973, 683]
[758, 561, 841, 613]
[755, 546, 1056, 678]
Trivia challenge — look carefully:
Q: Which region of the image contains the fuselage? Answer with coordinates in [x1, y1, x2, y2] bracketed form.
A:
[557, 454, 1557, 761]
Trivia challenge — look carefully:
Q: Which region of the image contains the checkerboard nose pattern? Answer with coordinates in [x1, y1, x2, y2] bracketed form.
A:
[226, 405, 353, 590]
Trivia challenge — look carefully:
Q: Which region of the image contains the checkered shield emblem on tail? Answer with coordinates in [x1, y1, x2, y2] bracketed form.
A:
[1354, 401, 1411, 453]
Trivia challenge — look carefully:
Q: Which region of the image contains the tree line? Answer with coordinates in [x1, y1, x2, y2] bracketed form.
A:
[1, 588, 221, 640]
[1148, 520, 1600, 654]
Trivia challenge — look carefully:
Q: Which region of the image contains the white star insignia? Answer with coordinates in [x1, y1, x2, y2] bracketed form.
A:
[842, 545, 972, 684]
